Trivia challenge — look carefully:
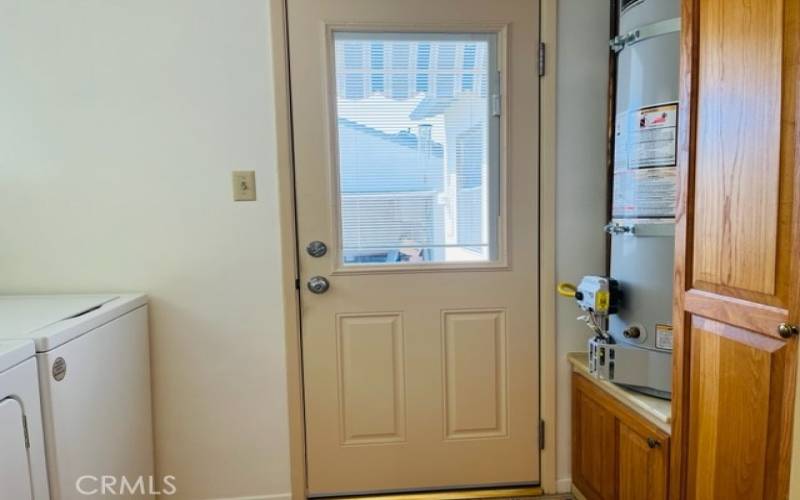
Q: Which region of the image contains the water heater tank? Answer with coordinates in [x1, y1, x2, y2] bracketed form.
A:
[608, 0, 680, 368]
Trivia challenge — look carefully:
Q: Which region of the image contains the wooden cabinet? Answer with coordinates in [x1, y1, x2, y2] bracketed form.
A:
[572, 373, 669, 500]
[672, 0, 800, 498]
[618, 421, 667, 500]
[573, 376, 617, 500]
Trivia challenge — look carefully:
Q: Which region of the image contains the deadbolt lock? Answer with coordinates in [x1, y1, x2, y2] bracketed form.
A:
[306, 241, 328, 258]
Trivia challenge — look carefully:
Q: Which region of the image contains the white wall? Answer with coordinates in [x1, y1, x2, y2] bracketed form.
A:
[554, 0, 611, 491]
[0, 0, 611, 496]
[0, 1, 292, 499]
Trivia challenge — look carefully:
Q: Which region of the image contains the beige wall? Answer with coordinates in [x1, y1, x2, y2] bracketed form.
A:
[554, 0, 611, 491]
[0, 1, 291, 499]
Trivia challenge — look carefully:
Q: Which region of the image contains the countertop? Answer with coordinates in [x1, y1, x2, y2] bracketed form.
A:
[568, 352, 671, 434]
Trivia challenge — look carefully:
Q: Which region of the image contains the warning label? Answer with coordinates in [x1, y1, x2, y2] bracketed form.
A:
[613, 102, 679, 219]
[655, 324, 674, 351]
[613, 167, 677, 219]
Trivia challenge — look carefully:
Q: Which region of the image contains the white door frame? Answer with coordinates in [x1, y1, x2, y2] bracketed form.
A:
[268, 0, 559, 497]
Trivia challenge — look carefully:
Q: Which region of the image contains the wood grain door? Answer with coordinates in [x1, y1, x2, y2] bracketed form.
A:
[672, 0, 800, 499]
[618, 421, 668, 500]
[286, 0, 541, 495]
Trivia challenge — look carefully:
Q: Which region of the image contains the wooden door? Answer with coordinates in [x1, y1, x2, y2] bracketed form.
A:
[672, 0, 800, 498]
[618, 421, 668, 500]
[573, 375, 617, 500]
[287, 0, 541, 495]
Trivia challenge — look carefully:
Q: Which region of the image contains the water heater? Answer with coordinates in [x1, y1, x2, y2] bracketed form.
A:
[605, 0, 680, 398]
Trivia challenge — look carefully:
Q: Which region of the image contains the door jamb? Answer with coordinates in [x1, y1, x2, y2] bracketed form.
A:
[269, 0, 560, 497]
[538, 0, 558, 494]
[269, 1, 307, 498]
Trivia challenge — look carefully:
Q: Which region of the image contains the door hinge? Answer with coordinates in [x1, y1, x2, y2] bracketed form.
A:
[22, 415, 30, 449]
[491, 94, 502, 117]
[539, 420, 546, 450]
[294, 278, 301, 291]
[538, 42, 546, 77]
[491, 70, 502, 117]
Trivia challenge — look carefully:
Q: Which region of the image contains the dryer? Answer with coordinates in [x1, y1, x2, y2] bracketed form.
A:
[0, 294, 154, 500]
[0, 339, 49, 500]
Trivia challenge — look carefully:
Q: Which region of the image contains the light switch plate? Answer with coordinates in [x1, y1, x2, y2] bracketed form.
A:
[232, 170, 257, 201]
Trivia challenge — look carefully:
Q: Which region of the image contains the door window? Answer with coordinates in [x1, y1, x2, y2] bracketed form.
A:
[332, 32, 500, 266]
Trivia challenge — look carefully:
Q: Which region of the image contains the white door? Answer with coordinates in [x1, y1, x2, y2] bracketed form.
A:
[288, 1, 541, 495]
[0, 398, 34, 500]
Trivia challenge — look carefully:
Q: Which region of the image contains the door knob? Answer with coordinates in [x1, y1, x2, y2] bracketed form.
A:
[647, 437, 660, 449]
[307, 276, 330, 294]
[778, 323, 799, 339]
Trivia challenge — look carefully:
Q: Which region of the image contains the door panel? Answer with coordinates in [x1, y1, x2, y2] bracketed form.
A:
[691, 0, 786, 303]
[442, 309, 508, 440]
[572, 378, 616, 500]
[288, 0, 540, 495]
[672, 0, 800, 498]
[618, 421, 666, 500]
[685, 317, 792, 499]
[337, 313, 406, 445]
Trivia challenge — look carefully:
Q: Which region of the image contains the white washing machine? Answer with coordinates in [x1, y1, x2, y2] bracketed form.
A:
[0, 339, 49, 500]
[0, 294, 154, 500]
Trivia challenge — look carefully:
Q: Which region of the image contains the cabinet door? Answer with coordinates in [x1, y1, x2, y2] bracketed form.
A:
[572, 374, 617, 500]
[673, 0, 800, 499]
[618, 421, 668, 500]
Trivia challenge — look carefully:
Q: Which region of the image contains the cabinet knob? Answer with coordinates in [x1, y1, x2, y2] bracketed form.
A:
[778, 323, 799, 339]
[647, 437, 660, 449]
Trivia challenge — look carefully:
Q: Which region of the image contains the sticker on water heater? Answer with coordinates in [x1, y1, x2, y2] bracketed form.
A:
[612, 167, 677, 218]
[628, 104, 679, 168]
[655, 324, 674, 351]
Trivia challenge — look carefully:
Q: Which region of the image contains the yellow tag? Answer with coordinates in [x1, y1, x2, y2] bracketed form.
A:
[596, 290, 610, 312]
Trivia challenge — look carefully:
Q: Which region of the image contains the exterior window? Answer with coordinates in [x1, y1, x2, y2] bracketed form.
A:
[463, 44, 477, 69]
[370, 43, 385, 93]
[416, 44, 431, 93]
[416, 73, 429, 93]
[417, 44, 431, 69]
[371, 74, 385, 93]
[370, 43, 384, 69]
[462, 44, 477, 91]
[462, 74, 474, 91]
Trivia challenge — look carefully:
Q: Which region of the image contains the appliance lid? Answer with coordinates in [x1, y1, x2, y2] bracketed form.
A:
[0, 295, 117, 336]
[0, 339, 35, 372]
[0, 294, 146, 352]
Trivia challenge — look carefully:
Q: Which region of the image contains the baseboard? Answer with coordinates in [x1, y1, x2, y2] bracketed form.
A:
[570, 485, 587, 500]
[208, 494, 292, 500]
[555, 478, 572, 494]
